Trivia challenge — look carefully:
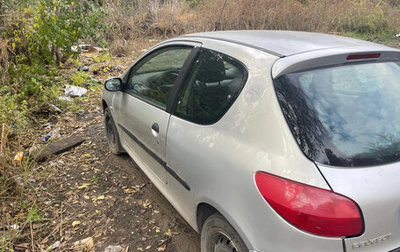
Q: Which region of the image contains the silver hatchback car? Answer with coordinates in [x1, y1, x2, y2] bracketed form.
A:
[102, 31, 400, 252]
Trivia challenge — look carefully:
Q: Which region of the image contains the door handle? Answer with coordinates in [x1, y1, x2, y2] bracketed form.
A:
[151, 123, 159, 133]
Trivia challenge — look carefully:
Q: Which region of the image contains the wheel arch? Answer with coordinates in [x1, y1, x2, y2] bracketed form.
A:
[196, 203, 218, 232]
[196, 200, 253, 249]
[102, 99, 108, 112]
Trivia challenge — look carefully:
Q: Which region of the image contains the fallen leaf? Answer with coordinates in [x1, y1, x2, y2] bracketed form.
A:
[78, 183, 91, 189]
[157, 246, 166, 251]
[72, 220, 81, 227]
[164, 229, 172, 236]
[73, 237, 94, 250]
[124, 188, 134, 194]
[145, 245, 152, 250]
[142, 200, 150, 208]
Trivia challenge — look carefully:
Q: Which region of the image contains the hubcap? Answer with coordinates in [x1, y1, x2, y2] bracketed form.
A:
[213, 232, 238, 252]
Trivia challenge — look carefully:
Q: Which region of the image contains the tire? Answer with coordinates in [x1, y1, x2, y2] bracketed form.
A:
[201, 213, 248, 252]
[104, 107, 125, 155]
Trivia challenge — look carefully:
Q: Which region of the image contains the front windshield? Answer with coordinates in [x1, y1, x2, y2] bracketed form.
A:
[274, 61, 400, 167]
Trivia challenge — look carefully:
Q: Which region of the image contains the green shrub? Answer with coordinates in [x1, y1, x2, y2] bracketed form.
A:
[5, 0, 106, 87]
[0, 0, 106, 126]
[335, 1, 391, 35]
[70, 71, 90, 86]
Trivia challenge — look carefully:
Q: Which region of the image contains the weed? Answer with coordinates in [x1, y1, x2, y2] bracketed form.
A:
[70, 71, 91, 87]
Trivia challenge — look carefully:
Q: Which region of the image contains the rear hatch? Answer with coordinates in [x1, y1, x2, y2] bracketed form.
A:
[318, 163, 400, 251]
[272, 49, 400, 251]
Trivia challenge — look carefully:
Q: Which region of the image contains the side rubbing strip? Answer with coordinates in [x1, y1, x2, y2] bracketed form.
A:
[119, 124, 165, 166]
[118, 124, 191, 191]
[165, 165, 191, 191]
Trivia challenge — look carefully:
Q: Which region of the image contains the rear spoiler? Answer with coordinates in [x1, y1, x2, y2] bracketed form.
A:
[272, 47, 400, 78]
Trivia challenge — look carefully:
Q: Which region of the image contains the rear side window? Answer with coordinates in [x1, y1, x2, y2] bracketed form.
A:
[274, 61, 400, 167]
[173, 49, 247, 124]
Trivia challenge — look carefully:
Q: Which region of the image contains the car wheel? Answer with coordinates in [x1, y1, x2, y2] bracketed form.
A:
[201, 213, 248, 252]
[104, 107, 124, 155]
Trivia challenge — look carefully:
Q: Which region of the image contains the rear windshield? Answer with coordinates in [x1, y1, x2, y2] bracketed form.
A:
[274, 61, 400, 167]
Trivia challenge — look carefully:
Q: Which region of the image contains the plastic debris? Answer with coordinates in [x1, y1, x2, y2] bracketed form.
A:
[13, 152, 23, 164]
[65, 85, 87, 97]
[49, 104, 62, 113]
[42, 127, 60, 142]
[58, 96, 73, 102]
[10, 224, 20, 230]
[71, 44, 90, 53]
[396, 33, 400, 38]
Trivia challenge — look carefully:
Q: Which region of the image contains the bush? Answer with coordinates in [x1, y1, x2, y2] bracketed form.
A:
[0, 0, 106, 126]
[104, 0, 400, 52]
[334, 1, 391, 35]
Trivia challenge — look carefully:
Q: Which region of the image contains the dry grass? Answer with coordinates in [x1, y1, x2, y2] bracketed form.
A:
[104, 0, 400, 55]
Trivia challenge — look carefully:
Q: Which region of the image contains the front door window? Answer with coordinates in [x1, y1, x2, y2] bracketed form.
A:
[127, 47, 193, 109]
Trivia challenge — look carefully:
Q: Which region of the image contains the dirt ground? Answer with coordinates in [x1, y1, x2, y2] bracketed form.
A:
[8, 49, 201, 251]
[31, 108, 200, 251]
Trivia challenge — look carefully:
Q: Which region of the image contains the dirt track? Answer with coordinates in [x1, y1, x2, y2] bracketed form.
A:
[34, 110, 200, 251]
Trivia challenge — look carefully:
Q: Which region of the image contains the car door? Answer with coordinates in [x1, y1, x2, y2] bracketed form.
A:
[115, 44, 199, 184]
[165, 48, 248, 219]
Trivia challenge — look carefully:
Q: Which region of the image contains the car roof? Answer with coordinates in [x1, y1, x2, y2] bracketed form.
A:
[181, 30, 390, 57]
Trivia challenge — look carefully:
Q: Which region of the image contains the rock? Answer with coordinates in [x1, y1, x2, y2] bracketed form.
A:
[78, 65, 90, 72]
[49, 160, 65, 167]
[51, 241, 60, 250]
[87, 46, 103, 53]
[117, 53, 126, 57]
[104, 245, 126, 252]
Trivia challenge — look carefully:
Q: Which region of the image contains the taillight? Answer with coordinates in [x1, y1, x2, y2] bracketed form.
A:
[346, 53, 381, 60]
[255, 172, 363, 237]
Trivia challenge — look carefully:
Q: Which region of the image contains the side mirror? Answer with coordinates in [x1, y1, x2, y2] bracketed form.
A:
[104, 78, 123, 91]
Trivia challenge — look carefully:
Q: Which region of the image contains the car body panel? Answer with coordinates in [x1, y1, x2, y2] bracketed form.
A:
[318, 163, 400, 252]
[102, 31, 400, 252]
[165, 39, 338, 251]
[116, 94, 170, 183]
[181, 30, 385, 57]
[272, 47, 400, 78]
